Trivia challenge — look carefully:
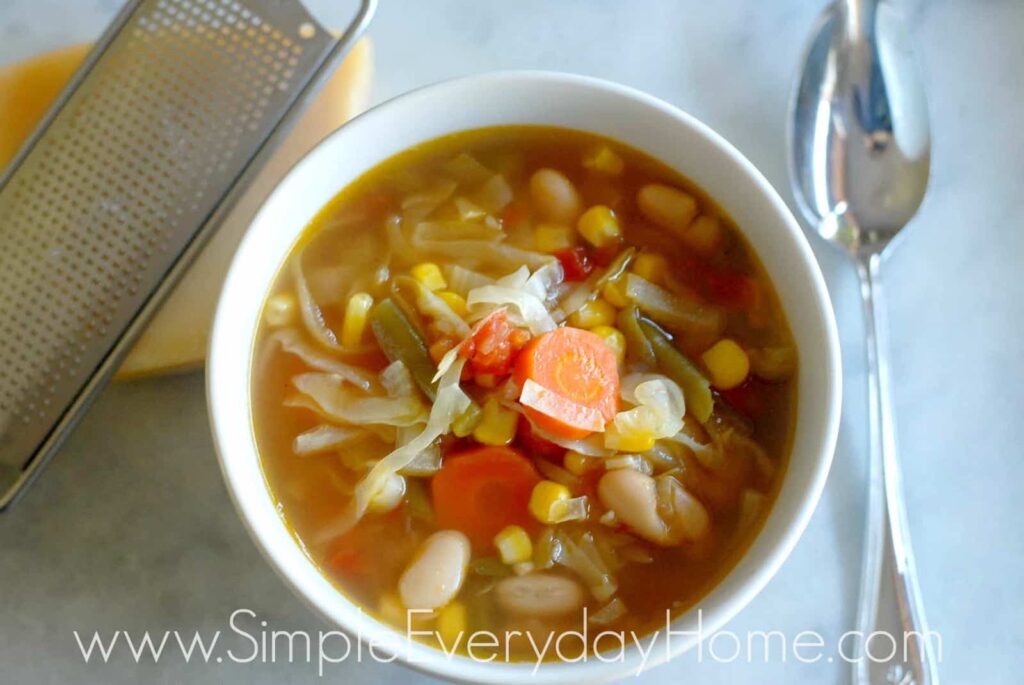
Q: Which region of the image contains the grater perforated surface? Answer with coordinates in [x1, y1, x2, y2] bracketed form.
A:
[0, 0, 373, 506]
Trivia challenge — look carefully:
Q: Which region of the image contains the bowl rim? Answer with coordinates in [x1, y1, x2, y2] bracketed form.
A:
[208, 70, 841, 684]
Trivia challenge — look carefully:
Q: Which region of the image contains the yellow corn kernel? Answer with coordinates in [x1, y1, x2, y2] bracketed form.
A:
[702, 338, 750, 390]
[436, 601, 467, 646]
[452, 401, 483, 438]
[590, 325, 626, 366]
[683, 214, 723, 255]
[564, 451, 599, 476]
[568, 298, 615, 329]
[529, 480, 571, 524]
[582, 145, 625, 175]
[494, 525, 533, 565]
[411, 262, 447, 291]
[340, 292, 373, 347]
[472, 398, 518, 446]
[577, 205, 622, 248]
[603, 426, 657, 453]
[632, 252, 668, 283]
[602, 277, 630, 308]
[534, 223, 576, 253]
[264, 291, 297, 327]
[437, 290, 468, 317]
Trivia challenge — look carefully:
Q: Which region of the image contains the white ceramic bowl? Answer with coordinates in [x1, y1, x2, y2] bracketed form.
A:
[208, 71, 841, 684]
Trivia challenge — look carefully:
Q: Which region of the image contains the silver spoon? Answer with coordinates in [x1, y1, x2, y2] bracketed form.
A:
[788, 1, 938, 684]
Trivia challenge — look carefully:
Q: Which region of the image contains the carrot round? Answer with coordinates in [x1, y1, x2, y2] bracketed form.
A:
[431, 446, 541, 550]
[513, 326, 620, 439]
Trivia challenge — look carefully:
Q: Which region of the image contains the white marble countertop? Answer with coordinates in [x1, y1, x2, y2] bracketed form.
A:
[2, 1, 1021, 683]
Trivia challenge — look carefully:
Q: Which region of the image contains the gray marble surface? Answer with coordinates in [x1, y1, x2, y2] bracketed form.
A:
[2, 1, 1022, 683]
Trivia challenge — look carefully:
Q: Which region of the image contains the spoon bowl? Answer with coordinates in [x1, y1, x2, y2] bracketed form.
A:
[790, 0, 930, 256]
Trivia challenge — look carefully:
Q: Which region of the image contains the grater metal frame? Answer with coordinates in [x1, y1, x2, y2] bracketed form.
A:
[0, 0, 376, 510]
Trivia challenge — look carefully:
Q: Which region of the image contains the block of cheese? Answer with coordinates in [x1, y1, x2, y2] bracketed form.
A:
[0, 39, 374, 378]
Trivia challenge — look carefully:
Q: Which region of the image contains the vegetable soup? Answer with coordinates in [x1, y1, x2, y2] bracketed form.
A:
[251, 126, 796, 660]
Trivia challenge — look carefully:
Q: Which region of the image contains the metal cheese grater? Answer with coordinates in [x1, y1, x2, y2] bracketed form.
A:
[0, 0, 376, 510]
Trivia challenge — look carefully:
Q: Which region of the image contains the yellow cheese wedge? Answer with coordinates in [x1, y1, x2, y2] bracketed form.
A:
[0, 39, 374, 379]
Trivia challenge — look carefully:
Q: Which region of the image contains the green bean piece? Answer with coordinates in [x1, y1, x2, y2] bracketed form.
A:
[404, 478, 435, 523]
[369, 298, 438, 400]
[616, 305, 657, 366]
[593, 246, 637, 292]
[470, 557, 513, 578]
[639, 319, 714, 423]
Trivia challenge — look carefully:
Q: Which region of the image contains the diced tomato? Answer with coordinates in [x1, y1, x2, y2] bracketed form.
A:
[718, 377, 765, 419]
[704, 270, 759, 310]
[460, 309, 531, 377]
[554, 247, 594, 281]
[515, 415, 566, 462]
[590, 242, 623, 267]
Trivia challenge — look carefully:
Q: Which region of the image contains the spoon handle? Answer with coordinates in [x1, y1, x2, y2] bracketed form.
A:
[854, 254, 939, 685]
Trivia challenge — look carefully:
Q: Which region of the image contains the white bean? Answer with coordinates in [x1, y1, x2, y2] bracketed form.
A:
[598, 469, 666, 545]
[530, 168, 581, 223]
[637, 183, 698, 232]
[598, 469, 711, 546]
[398, 530, 471, 611]
[494, 573, 585, 618]
[656, 475, 711, 543]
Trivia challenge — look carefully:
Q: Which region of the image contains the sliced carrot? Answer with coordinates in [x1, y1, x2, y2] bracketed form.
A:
[431, 446, 541, 550]
[513, 326, 619, 439]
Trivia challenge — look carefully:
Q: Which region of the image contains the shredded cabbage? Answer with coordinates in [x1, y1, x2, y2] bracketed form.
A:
[552, 269, 603, 322]
[269, 329, 374, 391]
[401, 178, 457, 223]
[410, 238, 554, 270]
[293, 424, 364, 455]
[384, 214, 417, 265]
[444, 152, 493, 185]
[443, 264, 495, 297]
[394, 275, 471, 338]
[550, 495, 590, 523]
[473, 174, 514, 213]
[293, 373, 428, 427]
[314, 358, 471, 542]
[534, 458, 579, 488]
[525, 260, 565, 306]
[380, 361, 416, 398]
[589, 598, 627, 625]
[665, 429, 717, 464]
[454, 196, 487, 221]
[395, 426, 442, 477]
[292, 258, 344, 352]
[605, 374, 687, 450]
[466, 266, 557, 335]
[625, 273, 724, 336]
[412, 220, 503, 242]
[552, 528, 618, 601]
[605, 454, 654, 475]
[504, 402, 616, 457]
